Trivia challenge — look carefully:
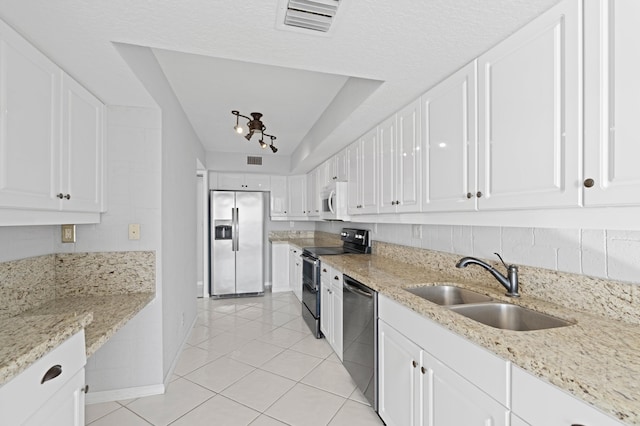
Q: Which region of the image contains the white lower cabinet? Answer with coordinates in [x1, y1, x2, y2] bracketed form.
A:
[511, 365, 623, 426]
[289, 246, 302, 302]
[378, 320, 507, 426]
[0, 331, 86, 426]
[270, 243, 290, 292]
[320, 265, 343, 360]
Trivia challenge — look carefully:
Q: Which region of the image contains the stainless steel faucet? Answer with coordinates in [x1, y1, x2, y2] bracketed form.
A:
[456, 253, 520, 297]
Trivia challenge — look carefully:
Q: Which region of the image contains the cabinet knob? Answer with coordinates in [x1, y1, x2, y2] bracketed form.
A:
[57, 193, 64, 199]
[41, 364, 62, 384]
[396, 200, 400, 204]
[82, 384, 89, 393]
[421, 366, 426, 374]
[64, 194, 71, 200]
[476, 191, 483, 198]
[284, 210, 287, 213]
[466, 192, 473, 199]
[322, 268, 327, 272]
[412, 360, 418, 368]
[334, 276, 340, 280]
[583, 178, 595, 188]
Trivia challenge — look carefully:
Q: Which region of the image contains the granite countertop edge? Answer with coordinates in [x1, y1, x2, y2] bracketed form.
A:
[0, 292, 155, 387]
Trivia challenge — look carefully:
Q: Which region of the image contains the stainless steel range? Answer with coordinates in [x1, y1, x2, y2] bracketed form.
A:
[301, 228, 371, 338]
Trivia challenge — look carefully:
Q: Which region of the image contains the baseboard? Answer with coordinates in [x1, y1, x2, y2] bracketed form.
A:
[85, 383, 165, 404]
[162, 314, 197, 387]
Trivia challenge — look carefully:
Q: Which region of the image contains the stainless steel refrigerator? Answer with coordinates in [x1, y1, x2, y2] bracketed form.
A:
[210, 191, 264, 297]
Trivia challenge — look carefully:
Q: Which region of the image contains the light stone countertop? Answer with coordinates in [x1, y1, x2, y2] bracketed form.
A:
[269, 237, 342, 250]
[0, 292, 154, 386]
[322, 253, 640, 424]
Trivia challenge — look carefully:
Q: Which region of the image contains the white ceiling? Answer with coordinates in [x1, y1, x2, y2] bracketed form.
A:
[0, 0, 563, 172]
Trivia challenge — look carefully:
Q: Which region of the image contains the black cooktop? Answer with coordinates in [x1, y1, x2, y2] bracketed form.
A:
[303, 246, 348, 256]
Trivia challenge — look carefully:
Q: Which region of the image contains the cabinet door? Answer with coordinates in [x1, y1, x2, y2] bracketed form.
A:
[289, 248, 302, 302]
[347, 142, 360, 214]
[320, 267, 331, 336]
[244, 174, 270, 191]
[378, 321, 421, 426]
[287, 175, 307, 216]
[335, 149, 348, 182]
[0, 20, 61, 210]
[306, 170, 318, 217]
[24, 368, 85, 426]
[378, 114, 397, 213]
[423, 61, 477, 212]
[217, 173, 244, 190]
[360, 128, 378, 214]
[396, 99, 421, 213]
[271, 243, 290, 293]
[60, 74, 103, 212]
[427, 352, 507, 426]
[583, 0, 640, 206]
[270, 175, 288, 217]
[477, 0, 581, 209]
[330, 271, 343, 361]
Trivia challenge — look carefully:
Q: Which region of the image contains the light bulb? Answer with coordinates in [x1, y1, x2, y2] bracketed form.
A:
[259, 140, 267, 149]
[234, 125, 243, 134]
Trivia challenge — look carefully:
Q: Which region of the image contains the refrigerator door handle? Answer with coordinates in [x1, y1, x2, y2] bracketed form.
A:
[235, 207, 240, 251]
[231, 207, 237, 251]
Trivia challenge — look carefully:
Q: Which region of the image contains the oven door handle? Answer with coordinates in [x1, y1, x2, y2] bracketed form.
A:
[344, 282, 373, 298]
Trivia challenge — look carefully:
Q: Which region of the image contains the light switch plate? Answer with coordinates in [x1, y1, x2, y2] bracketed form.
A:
[129, 223, 140, 240]
[61, 224, 76, 243]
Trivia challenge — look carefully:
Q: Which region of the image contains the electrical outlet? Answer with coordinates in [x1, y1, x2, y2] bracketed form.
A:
[61, 224, 76, 243]
[412, 224, 422, 239]
[128, 224, 141, 240]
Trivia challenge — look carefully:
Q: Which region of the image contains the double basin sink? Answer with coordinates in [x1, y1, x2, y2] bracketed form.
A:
[407, 285, 573, 331]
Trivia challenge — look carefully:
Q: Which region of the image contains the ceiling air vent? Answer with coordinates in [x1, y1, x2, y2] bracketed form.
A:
[283, 0, 340, 33]
[247, 156, 263, 166]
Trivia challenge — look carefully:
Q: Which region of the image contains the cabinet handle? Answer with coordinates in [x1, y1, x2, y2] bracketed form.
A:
[396, 200, 400, 205]
[412, 360, 417, 368]
[57, 193, 64, 199]
[284, 210, 287, 213]
[82, 384, 89, 393]
[64, 194, 71, 200]
[466, 192, 473, 199]
[41, 364, 62, 384]
[421, 366, 426, 374]
[583, 178, 595, 188]
[476, 191, 483, 198]
[334, 276, 340, 280]
[323, 268, 327, 272]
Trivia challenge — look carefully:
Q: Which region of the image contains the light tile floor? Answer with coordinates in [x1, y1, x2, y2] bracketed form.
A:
[86, 291, 384, 425]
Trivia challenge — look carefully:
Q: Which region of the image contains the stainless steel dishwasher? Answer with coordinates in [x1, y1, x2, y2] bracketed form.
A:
[342, 274, 378, 411]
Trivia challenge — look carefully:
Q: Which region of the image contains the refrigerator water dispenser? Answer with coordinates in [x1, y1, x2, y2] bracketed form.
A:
[214, 224, 232, 240]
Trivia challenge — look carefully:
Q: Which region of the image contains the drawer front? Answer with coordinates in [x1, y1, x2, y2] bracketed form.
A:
[0, 331, 86, 425]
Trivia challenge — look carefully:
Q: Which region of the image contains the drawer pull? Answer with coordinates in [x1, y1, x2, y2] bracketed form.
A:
[421, 366, 426, 374]
[82, 385, 89, 393]
[412, 360, 417, 368]
[41, 365, 62, 384]
[334, 276, 340, 280]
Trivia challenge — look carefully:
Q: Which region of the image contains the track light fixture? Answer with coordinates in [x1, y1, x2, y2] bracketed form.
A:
[231, 110, 278, 153]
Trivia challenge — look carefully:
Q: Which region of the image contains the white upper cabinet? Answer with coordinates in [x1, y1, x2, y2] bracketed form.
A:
[477, 0, 581, 210]
[583, 0, 640, 206]
[422, 62, 477, 212]
[395, 99, 421, 212]
[269, 175, 288, 217]
[217, 173, 271, 191]
[0, 20, 61, 211]
[378, 114, 397, 214]
[359, 128, 378, 214]
[347, 141, 360, 214]
[306, 169, 318, 217]
[287, 174, 307, 217]
[378, 101, 422, 215]
[61, 73, 104, 213]
[0, 19, 104, 216]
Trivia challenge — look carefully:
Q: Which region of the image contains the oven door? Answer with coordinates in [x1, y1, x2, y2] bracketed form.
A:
[301, 253, 320, 318]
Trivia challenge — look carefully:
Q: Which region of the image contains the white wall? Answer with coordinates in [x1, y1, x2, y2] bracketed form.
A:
[0, 226, 54, 262]
[115, 43, 207, 380]
[317, 221, 640, 285]
[206, 151, 290, 175]
[69, 105, 164, 394]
